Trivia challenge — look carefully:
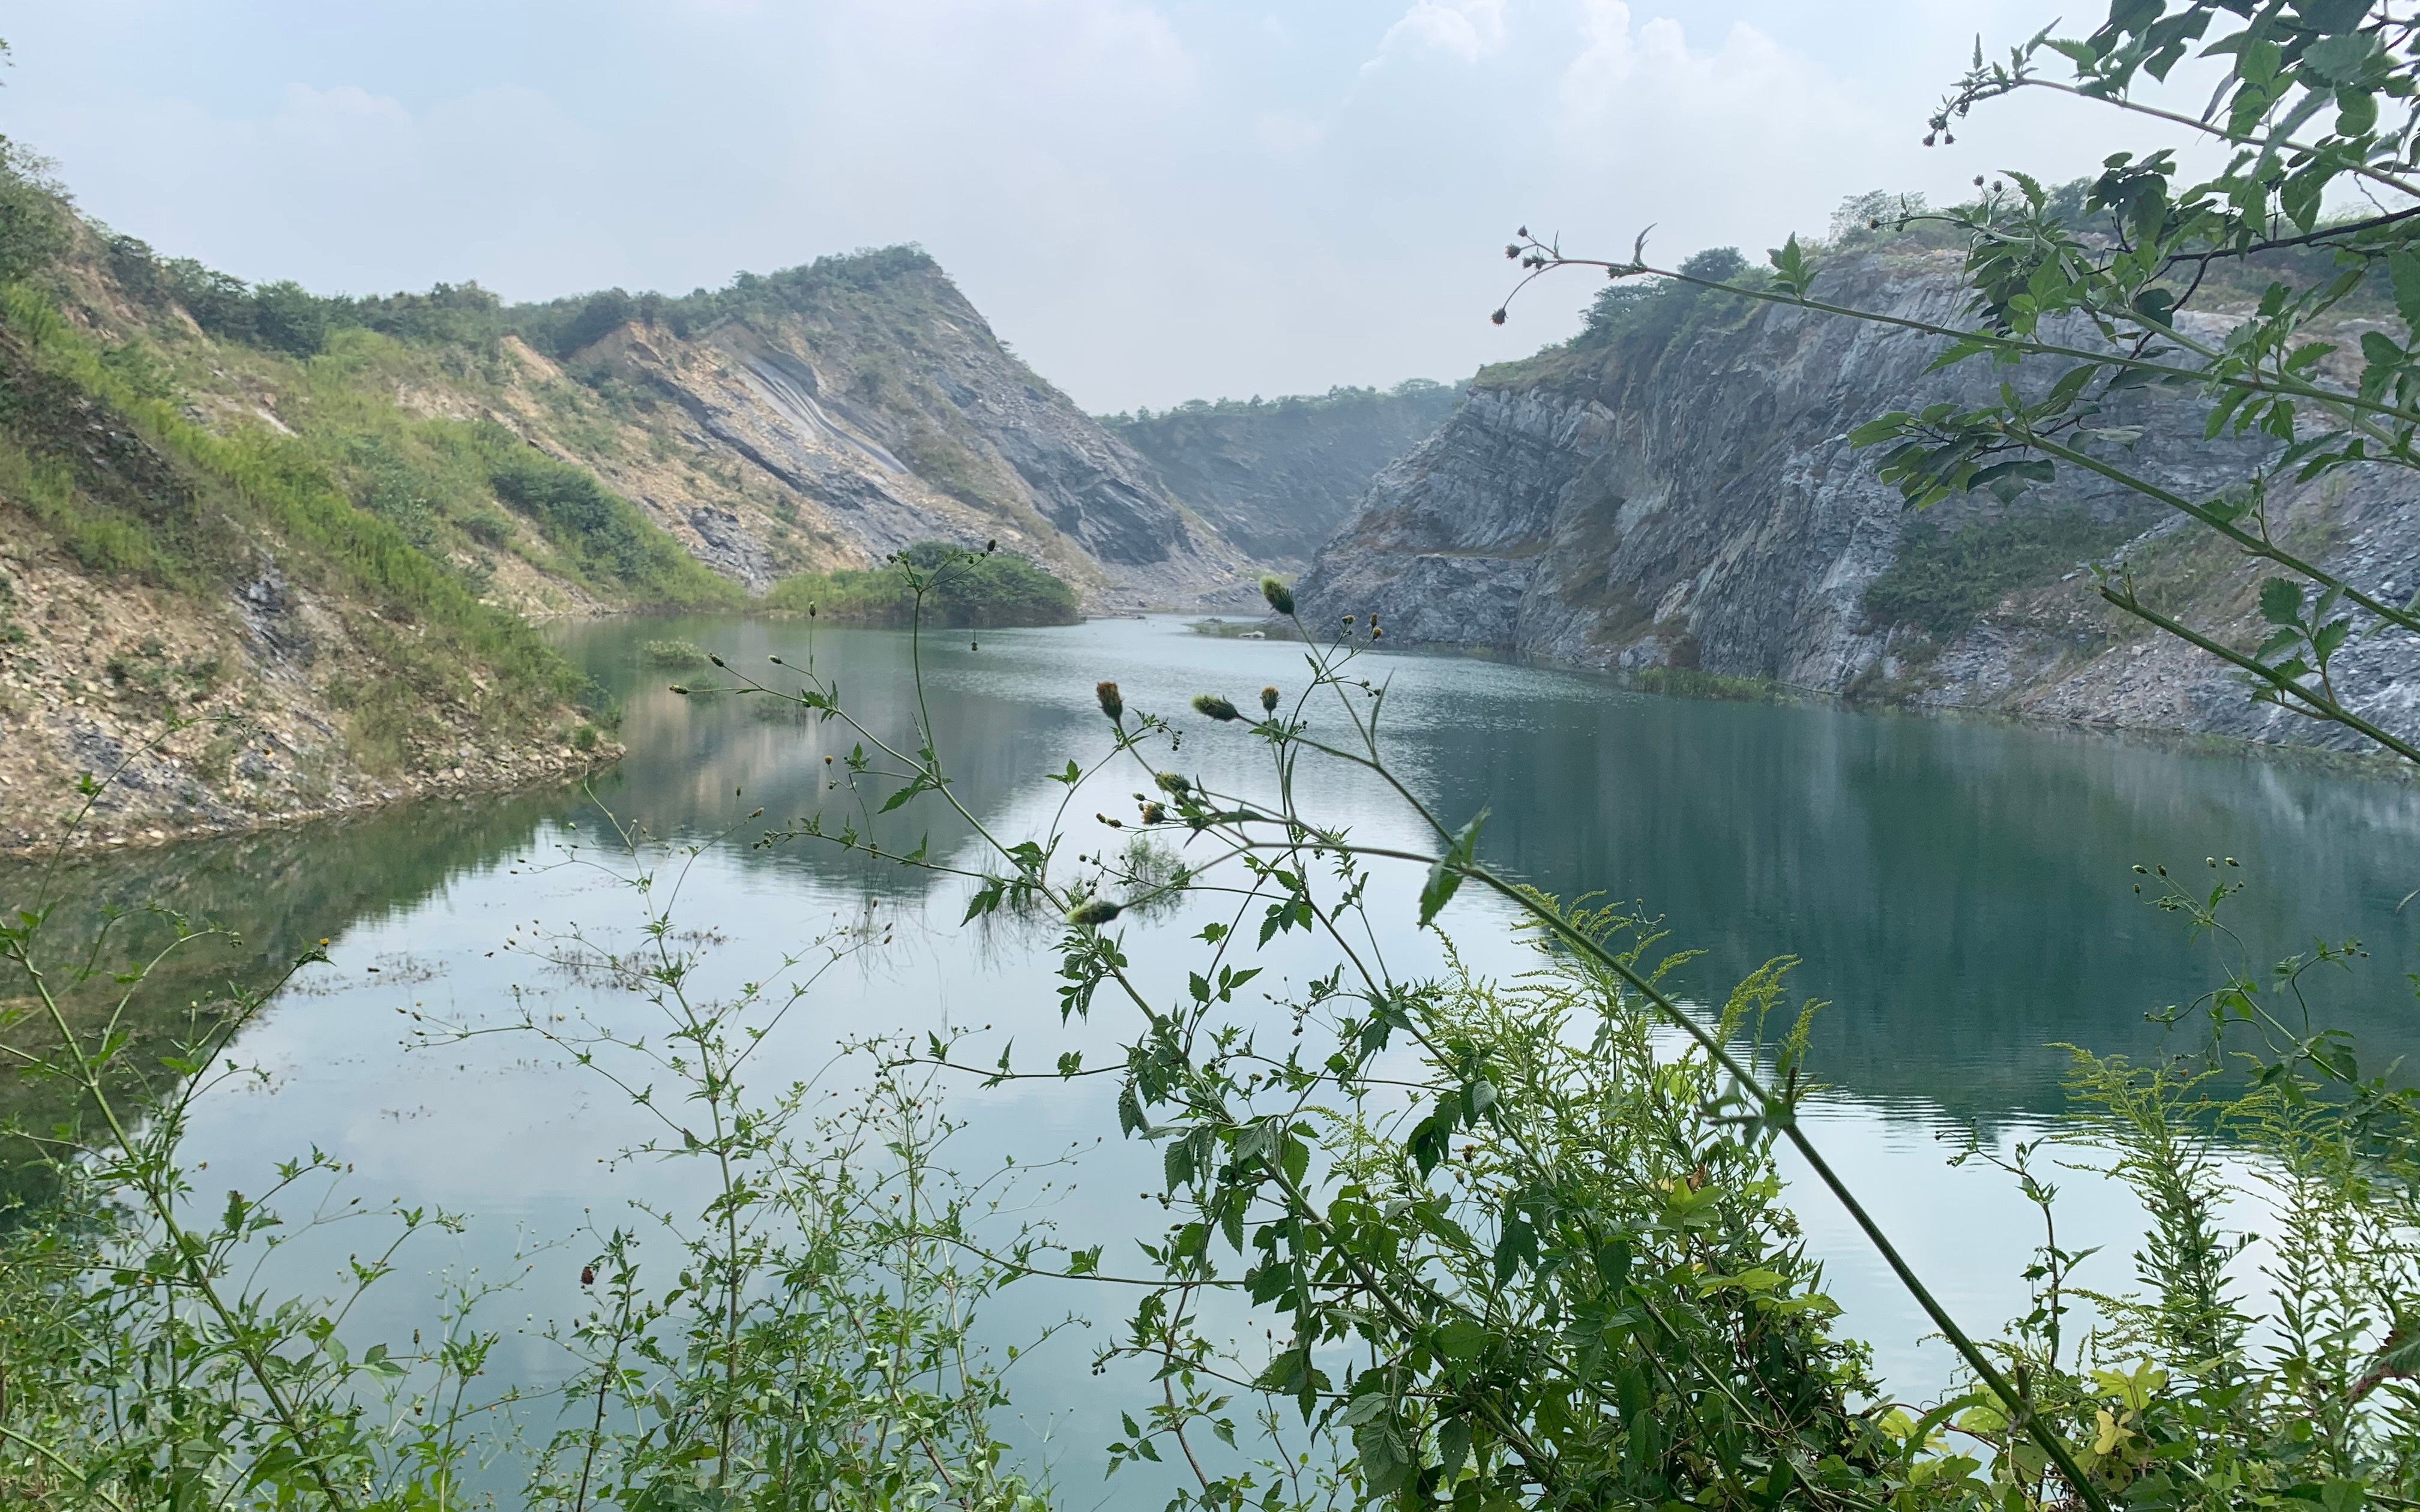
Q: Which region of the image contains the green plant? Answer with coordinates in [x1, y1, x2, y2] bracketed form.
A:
[1501, 0, 2420, 767]
[763, 542, 1079, 629]
[642, 638, 711, 669]
[716, 576, 2419, 1512]
[0, 750, 1053, 1511]
[0, 132, 68, 287]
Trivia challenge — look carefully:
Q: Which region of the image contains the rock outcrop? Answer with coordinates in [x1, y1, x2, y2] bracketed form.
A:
[1297, 247, 2420, 753]
[566, 253, 1255, 610]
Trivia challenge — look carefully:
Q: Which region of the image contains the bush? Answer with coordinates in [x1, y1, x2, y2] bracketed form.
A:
[0, 139, 70, 284]
[642, 638, 710, 668]
[763, 542, 1080, 628]
[484, 436, 738, 607]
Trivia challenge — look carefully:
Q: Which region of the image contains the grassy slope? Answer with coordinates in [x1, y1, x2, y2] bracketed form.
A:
[0, 178, 759, 820]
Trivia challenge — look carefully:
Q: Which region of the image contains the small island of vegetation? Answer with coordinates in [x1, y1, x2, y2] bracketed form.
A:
[762, 541, 1082, 628]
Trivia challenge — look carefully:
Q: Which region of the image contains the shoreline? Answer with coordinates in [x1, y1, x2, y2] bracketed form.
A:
[1184, 614, 2418, 785]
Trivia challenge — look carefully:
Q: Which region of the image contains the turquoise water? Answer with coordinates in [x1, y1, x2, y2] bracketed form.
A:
[34, 614, 2420, 1503]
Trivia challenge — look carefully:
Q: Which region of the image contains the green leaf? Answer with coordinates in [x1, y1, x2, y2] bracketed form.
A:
[1847, 413, 1915, 448]
[1340, 1393, 1391, 1427]
[1433, 1318, 1490, 1364]
[2044, 362, 2100, 410]
[1767, 233, 1812, 296]
[1419, 808, 1489, 927]
[2335, 86, 2379, 136]
[2304, 32, 2380, 85]
[2260, 578, 2305, 628]
[961, 877, 1007, 924]
[2257, 626, 2303, 662]
[2386, 253, 2420, 335]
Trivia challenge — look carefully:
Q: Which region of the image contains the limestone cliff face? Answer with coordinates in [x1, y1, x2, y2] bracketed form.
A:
[1104, 383, 1464, 567]
[1297, 248, 2420, 752]
[553, 253, 1254, 611]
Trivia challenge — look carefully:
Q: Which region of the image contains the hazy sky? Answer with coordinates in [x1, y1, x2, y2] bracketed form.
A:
[6, 2, 2203, 410]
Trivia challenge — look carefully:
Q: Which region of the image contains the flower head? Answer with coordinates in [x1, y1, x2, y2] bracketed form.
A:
[1260, 575, 1295, 616]
[1096, 681, 1124, 723]
[1191, 694, 1240, 722]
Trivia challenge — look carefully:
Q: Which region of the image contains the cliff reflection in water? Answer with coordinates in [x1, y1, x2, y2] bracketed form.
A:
[577, 615, 2420, 1121]
[0, 785, 579, 1208]
[11, 610, 2418, 1220]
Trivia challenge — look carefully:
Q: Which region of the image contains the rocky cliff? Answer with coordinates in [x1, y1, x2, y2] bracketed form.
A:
[0, 170, 1260, 848]
[1104, 381, 1463, 566]
[1296, 246, 2420, 754]
[548, 250, 1254, 610]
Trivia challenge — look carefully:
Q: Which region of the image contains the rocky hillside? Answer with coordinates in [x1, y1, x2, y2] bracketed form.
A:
[0, 149, 1262, 848]
[1103, 381, 1463, 566]
[1296, 245, 2420, 754]
[538, 251, 1254, 609]
[106, 237, 1256, 614]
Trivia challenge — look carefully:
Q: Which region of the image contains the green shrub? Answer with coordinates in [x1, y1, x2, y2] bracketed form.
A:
[0, 140, 68, 285]
[763, 542, 1080, 628]
[642, 638, 710, 668]
[486, 439, 736, 607]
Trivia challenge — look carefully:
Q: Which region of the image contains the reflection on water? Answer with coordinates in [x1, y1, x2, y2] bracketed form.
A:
[13, 614, 2420, 1499]
[577, 613, 2420, 1115]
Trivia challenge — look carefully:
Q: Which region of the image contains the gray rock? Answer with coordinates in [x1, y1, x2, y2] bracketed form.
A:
[1298, 249, 2420, 753]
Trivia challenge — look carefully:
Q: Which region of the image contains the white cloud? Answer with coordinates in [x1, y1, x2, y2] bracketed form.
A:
[1374, 0, 1509, 66]
[1254, 109, 1326, 154]
[0, 0, 2249, 409]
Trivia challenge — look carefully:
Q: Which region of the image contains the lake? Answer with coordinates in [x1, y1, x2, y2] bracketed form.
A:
[21, 614, 2420, 1505]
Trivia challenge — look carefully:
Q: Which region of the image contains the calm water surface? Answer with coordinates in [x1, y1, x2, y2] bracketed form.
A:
[35, 615, 2420, 1503]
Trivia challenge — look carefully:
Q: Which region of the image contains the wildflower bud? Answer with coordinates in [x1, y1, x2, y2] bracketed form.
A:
[1067, 898, 1123, 927]
[986, 538, 998, 553]
[1260, 685, 1278, 713]
[769, 654, 785, 665]
[1343, 614, 1355, 625]
[1154, 772, 1191, 796]
[581, 1265, 596, 1286]
[670, 684, 690, 695]
[1517, 224, 1528, 238]
[1260, 575, 1295, 615]
[1097, 681, 1124, 723]
[1505, 244, 1519, 259]
[1371, 626, 1383, 640]
[1097, 812, 1124, 827]
[1140, 801, 1165, 825]
[1491, 308, 1508, 326]
[808, 603, 818, 617]
[709, 653, 725, 668]
[1191, 694, 1240, 722]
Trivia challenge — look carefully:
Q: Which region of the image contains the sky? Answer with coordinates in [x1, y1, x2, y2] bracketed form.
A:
[3, 1, 2211, 412]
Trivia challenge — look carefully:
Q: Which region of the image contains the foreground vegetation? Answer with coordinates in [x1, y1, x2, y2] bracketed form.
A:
[7, 4, 2420, 1511]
